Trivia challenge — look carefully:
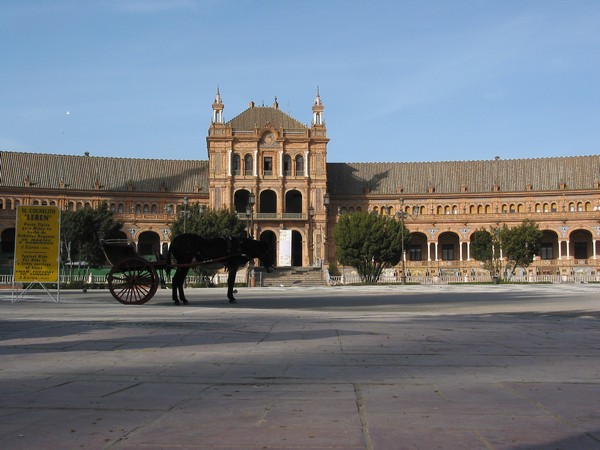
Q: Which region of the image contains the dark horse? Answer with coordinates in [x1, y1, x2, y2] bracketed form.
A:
[168, 234, 274, 304]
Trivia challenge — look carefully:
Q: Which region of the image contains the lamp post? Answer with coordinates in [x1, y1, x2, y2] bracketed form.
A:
[180, 196, 190, 233]
[308, 205, 315, 266]
[246, 192, 255, 237]
[396, 199, 419, 285]
[323, 193, 330, 263]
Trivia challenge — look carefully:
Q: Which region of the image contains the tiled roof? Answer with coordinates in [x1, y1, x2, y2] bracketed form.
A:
[227, 106, 308, 131]
[327, 156, 600, 195]
[0, 151, 208, 193]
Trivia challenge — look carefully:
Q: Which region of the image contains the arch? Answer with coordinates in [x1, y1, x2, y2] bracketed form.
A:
[260, 230, 277, 267]
[151, 204, 158, 214]
[291, 230, 303, 266]
[259, 190, 277, 214]
[485, 204, 492, 214]
[535, 203, 542, 213]
[540, 230, 559, 260]
[111, 230, 127, 241]
[1, 228, 16, 254]
[438, 231, 460, 261]
[585, 201, 592, 212]
[135, 204, 142, 214]
[143, 204, 150, 214]
[570, 229, 593, 260]
[436, 205, 443, 215]
[234, 189, 253, 214]
[408, 232, 427, 261]
[118, 203, 125, 213]
[517, 203, 524, 213]
[138, 231, 160, 258]
[285, 189, 303, 214]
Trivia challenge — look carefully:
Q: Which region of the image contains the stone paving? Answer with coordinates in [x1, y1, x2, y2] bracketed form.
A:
[0, 284, 599, 449]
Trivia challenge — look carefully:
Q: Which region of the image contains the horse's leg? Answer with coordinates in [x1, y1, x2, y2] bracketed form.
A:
[227, 264, 237, 303]
[172, 268, 181, 304]
[178, 267, 190, 304]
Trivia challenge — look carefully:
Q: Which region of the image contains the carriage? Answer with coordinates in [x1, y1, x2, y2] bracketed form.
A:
[100, 236, 272, 305]
[101, 239, 170, 305]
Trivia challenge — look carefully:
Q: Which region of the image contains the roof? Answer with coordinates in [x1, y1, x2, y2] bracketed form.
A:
[327, 156, 600, 195]
[0, 151, 208, 193]
[227, 106, 308, 131]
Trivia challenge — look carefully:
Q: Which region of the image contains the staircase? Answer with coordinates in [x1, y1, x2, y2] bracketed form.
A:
[261, 267, 327, 287]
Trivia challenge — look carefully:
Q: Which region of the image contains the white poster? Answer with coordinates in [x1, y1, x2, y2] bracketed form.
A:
[278, 229, 292, 267]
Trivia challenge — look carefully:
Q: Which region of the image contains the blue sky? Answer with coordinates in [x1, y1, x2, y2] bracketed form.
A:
[1, 0, 599, 163]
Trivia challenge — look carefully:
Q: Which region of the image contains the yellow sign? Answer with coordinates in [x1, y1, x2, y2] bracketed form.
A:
[14, 206, 61, 283]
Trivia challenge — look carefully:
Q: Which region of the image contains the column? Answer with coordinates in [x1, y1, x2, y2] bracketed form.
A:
[558, 240, 563, 259]
[593, 239, 597, 259]
[466, 241, 471, 260]
[434, 242, 439, 261]
[227, 149, 232, 176]
[459, 241, 463, 261]
[253, 150, 258, 177]
[427, 242, 431, 261]
[566, 240, 570, 259]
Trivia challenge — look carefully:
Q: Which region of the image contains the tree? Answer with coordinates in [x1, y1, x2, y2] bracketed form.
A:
[499, 219, 542, 279]
[334, 211, 409, 283]
[60, 203, 123, 270]
[471, 227, 502, 279]
[169, 204, 246, 239]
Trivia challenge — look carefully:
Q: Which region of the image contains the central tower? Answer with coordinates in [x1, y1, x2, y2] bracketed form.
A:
[206, 90, 329, 267]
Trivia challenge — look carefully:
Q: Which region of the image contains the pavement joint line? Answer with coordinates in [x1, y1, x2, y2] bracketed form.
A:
[353, 383, 373, 450]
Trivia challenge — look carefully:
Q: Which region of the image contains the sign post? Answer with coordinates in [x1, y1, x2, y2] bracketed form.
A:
[12, 205, 61, 302]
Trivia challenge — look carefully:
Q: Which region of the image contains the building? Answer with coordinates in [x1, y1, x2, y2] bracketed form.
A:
[2, 89, 600, 280]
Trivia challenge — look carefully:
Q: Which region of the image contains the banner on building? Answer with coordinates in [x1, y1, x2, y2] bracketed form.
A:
[14, 205, 61, 283]
[278, 229, 292, 267]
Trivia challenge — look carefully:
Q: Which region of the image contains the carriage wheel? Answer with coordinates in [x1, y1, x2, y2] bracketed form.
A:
[107, 258, 158, 305]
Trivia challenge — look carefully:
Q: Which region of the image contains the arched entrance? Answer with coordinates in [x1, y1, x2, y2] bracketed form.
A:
[292, 230, 303, 266]
[570, 229, 593, 260]
[438, 232, 460, 261]
[540, 230, 559, 260]
[234, 189, 253, 214]
[260, 230, 277, 267]
[285, 190, 302, 214]
[138, 231, 160, 259]
[259, 190, 277, 214]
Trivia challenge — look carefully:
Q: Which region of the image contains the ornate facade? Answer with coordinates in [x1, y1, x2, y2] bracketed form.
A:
[2, 89, 600, 280]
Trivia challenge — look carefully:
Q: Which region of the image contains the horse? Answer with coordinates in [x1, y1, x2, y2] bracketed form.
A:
[167, 234, 274, 304]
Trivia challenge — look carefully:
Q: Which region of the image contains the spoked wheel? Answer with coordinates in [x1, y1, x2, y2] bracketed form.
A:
[106, 257, 158, 305]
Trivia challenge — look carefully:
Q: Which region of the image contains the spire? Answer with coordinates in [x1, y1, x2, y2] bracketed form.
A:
[212, 86, 224, 124]
[314, 86, 322, 105]
[312, 87, 324, 126]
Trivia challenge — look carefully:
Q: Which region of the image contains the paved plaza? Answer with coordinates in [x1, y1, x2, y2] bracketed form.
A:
[1, 284, 599, 449]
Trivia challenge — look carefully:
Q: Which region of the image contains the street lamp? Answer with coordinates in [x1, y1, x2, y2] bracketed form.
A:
[308, 205, 315, 265]
[396, 199, 419, 285]
[180, 196, 190, 233]
[246, 192, 255, 237]
[323, 193, 330, 263]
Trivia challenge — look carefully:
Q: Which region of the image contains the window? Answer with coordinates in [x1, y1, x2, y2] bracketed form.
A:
[244, 154, 253, 175]
[263, 156, 273, 176]
[442, 244, 454, 261]
[232, 154, 241, 175]
[295, 155, 304, 176]
[574, 242, 588, 259]
[409, 245, 422, 261]
[540, 243, 553, 260]
[283, 155, 292, 176]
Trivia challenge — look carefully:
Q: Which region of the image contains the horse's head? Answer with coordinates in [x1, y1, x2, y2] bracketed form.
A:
[241, 237, 275, 273]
